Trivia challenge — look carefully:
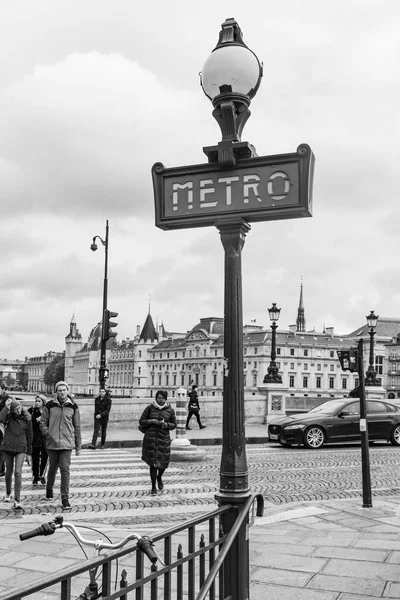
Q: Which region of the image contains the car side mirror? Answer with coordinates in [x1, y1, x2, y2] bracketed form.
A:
[338, 410, 350, 418]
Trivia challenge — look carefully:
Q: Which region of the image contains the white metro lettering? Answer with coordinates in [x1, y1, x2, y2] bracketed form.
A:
[243, 174, 261, 203]
[171, 170, 291, 211]
[172, 182, 193, 211]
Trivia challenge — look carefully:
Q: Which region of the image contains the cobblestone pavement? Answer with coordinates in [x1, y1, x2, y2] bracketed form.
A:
[1, 442, 400, 527]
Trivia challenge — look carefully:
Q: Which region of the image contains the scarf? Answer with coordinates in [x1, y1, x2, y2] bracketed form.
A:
[152, 399, 169, 410]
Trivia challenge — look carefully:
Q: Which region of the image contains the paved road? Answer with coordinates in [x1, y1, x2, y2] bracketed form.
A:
[2, 442, 400, 528]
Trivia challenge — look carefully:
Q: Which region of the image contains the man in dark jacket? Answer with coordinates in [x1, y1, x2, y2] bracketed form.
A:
[186, 385, 206, 430]
[88, 388, 112, 450]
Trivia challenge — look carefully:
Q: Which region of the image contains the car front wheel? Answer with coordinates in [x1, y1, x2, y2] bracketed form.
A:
[304, 426, 325, 449]
[391, 424, 400, 446]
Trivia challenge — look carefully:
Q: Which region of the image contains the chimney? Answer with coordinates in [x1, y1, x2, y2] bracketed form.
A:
[136, 325, 140, 336]
[289, 324, 297, 333]
[326, 327, 334, 336]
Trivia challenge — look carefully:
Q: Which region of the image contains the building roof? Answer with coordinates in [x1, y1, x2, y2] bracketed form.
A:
[346, 317, 400, 340]
[186, 317, 224, 339]
[139, 312, 158, 343]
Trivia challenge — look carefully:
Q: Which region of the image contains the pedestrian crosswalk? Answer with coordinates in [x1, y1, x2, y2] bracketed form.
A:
[1, 447, 220, 529]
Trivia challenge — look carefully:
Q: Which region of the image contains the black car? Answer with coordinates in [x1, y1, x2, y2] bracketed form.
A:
[268, 398, 400, 449]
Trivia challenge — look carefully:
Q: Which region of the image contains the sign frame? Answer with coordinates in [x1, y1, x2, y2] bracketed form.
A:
[152, 143, 314, 230]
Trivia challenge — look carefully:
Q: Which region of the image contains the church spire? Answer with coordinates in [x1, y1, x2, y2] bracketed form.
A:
[296, 278, 306, 332]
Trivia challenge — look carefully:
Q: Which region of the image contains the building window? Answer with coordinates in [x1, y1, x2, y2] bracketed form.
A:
[204, 349, 207, 357]
[158, 375, 162, 385]
[290, 348, 295, 356]
[329, 376, 335, 389]
[303, 376, 308, 388]
[181, 375, 185, 385]
[375, 356, 384, 375]
[342, 378, 347, 389]
[290, 363, 295, 370]
[213, 374, 217, 386]
[203, 374, 206, 386]
[253, 374, 257, 386]
[244, 348, 247, 355]
[317, 364, 322, 371]
[173, 375, 177, 386]
[304, 364, 308, 370]
[330, 364, 335, 371]
[151, 375, 154, 386]
[195, 373, 199, 385]
[330, 351, 334, 357]
[139, 351, 142, 358]
[304, 349, 308, 357]
[175, 352, 178, 358]
[316, 376, 321, 388]
[159, 353, 162, 359]
[355, 377, 359, 388]
[289, 375, 295, 387]
[138, 378, 140, 386]
[254, 347, 258, 354]
[254, 362, 257, 368]
[138, 367, 141, 375]
[276, 347, 281, 355]
[215, 350, 218, 356]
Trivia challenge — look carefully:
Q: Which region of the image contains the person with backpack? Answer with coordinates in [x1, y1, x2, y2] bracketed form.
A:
[0, 397, 32, 510]
[186, 385, 206, 430]
[40, 381, 81, 511]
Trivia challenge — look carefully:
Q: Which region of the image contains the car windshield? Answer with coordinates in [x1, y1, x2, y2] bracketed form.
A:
[308, 400, 347, 415]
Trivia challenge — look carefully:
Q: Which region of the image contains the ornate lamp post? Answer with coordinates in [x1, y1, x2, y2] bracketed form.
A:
[365, 310, 379, 386]
[91, 220, 109, 389]
[264, 303, 282, 383]
[199, 19, 263, 600]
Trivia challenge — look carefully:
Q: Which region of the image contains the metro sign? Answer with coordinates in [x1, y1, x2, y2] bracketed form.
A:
[152, 144, 314, 230]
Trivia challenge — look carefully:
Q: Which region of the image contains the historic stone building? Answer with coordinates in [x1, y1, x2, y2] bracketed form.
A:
[26, 351, 64, 393]
[57, 285, 400, 404]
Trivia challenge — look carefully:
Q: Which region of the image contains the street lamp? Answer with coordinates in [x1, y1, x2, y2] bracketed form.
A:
[91, 220, 109, 388]
[200, 17, 263, 166]
[365, 310, 379, 386]
[263, 303, 282, 383]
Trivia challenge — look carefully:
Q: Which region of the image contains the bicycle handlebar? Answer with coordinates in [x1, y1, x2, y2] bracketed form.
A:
[19, 517, 159, 563]
[20, 522, 56, 541]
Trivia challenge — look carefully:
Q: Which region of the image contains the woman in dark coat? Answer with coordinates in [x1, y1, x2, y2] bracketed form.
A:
[139, 389, 176, 495]
[0, 397, 32, 510]
[28, 395, 48, 485]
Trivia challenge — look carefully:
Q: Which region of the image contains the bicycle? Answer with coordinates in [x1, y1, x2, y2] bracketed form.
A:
[20, 515, 163, 600]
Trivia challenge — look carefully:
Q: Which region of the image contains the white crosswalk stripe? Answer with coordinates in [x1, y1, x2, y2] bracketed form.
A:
[14, 448, 219, 528]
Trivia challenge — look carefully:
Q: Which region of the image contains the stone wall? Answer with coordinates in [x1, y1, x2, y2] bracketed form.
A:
[74, 393, 268, 429]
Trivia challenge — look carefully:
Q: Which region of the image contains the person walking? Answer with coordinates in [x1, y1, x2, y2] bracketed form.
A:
[40, 381, 81, 511]
[0, 397, 32, 510]
[186, 384, 206, 430]
[139, 389, 176, 495]
[28, 395, 48, 485]
[0, 385, 9, 477]
[88, 388, 112, 450]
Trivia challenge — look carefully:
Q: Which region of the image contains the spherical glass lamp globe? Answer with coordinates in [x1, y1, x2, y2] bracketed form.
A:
[201, 45, 262, 102]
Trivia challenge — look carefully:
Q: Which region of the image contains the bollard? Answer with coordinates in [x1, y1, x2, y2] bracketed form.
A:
[173, 387, 191, 447]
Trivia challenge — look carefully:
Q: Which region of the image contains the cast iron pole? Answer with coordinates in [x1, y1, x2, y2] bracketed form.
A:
[358, 338, 373, 507]
[99, 220, 109, 388]
[216, 217, 251, 600]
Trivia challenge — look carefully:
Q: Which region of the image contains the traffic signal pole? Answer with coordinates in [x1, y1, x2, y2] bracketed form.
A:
[357, 339, 373, 507]
[99, 221, 109, 389]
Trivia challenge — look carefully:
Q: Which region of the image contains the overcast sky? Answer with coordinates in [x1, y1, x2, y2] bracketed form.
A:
[1, 0, 399, 360]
